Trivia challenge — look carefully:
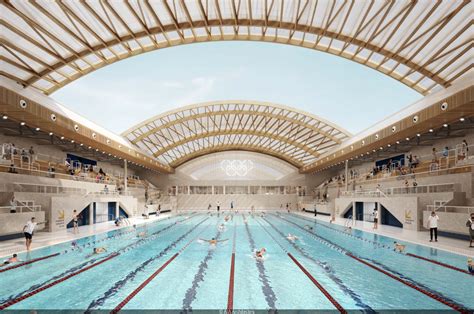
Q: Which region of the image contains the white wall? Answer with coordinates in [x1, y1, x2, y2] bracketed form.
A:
[176, 194, 298, 211]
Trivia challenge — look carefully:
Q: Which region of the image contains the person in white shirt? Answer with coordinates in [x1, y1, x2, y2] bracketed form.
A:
[9, 196, 16, 213]
[466, 213, 474, 248]
[22, 217, 45, 251]
[427, 211, 439, 242]
[373, 208, 379, 230]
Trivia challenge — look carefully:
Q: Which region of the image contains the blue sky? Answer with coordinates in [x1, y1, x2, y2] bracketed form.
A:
[53, 41, 421, 135]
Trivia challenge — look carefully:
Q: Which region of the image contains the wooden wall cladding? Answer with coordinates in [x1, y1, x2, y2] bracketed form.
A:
[0, 87, 173, 174]
[302, 86, 474, 173]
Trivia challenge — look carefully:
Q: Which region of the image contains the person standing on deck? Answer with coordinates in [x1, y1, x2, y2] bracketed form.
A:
[72, 209, 80, 234]
[373, 208, 379, 230]
[22, 217, 45, 251]
[427, 211, 439, 242]
[466, 213, 474, 247]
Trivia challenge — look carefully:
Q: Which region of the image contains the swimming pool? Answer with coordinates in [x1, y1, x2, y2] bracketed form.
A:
[0, 212, 472, 312]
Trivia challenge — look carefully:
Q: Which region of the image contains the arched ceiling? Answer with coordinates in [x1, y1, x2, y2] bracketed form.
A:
[1, 0, 472, 95]
[122, 100, 351, 169]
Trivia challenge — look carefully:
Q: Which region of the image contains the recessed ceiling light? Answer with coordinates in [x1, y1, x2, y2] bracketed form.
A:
[459, 117, 465, 122]
[60, 136, 65, 140]
[2, 115, 7, 120]
[71, 140, 75, 143]
[406, 137, 410, 141]
[387, 144, 391, 147]
[396, 141, 400, 144]
[443, 123, 448, 127]
[429, 129, 433, 132]
[80, 143, 83, 146]
[35, 127, 40, 131]
[49, 132, 53, 136]
[20, 122, 25, 126]
[416, 133, 421, 137]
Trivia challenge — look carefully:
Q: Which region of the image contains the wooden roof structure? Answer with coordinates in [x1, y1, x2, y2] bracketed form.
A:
[1, 0, 472, 95]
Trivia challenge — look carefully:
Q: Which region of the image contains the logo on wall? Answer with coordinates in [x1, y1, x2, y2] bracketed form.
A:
[404, 210, 414, 225]
[55, 209, 65, 228]
[220, 160, 254, 177]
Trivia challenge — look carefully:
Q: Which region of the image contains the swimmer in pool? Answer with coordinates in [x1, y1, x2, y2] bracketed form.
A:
[224, 215, 231, 222]
[468, 258, 474, 274]
[2, 253, 20, 266]
[71, 241, 83, 252]
[200, 237, 228, 246]
[304, 225, 314, 231]
[93, 247, 107, 254]
[287, 233, 298, 241]
[85, 247, 107, 258]
[137, 231, 147, 238]
[393, 242, 406, 253]
[255, 248, 266, 259]
[218, 224, 225, 231]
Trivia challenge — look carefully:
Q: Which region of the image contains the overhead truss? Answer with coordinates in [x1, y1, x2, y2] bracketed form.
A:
[123, 101, 350, 168]
[1, 0, 472, 95]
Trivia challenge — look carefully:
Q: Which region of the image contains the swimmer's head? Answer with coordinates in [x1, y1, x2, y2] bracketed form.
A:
[12, 254, 17, 258]
[212, 238, 215, 240]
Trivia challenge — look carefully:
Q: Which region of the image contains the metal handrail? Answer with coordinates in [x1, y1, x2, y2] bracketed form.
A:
[0, 205, 41, 213]
[426, 205, 473, 214]
[318, 144, 474, 190]
[0, 163, 117, 185]
[341, 183, 457, 197]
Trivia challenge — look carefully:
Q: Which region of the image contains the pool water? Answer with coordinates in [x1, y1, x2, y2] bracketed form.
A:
[0, 212, 472, 312]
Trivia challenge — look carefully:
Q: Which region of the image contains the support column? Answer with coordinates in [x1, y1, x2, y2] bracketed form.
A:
[115, 202, 119, 219]
[124, 159, 128, 192]
[88, 203, 94, 225]
[345, 160, 349, 191]
[352, 201, 356, 223]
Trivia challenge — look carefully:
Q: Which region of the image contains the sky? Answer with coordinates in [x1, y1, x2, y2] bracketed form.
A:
[52, 41, 422, 135]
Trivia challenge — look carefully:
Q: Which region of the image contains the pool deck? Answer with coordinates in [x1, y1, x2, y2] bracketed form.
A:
[0, 213, 171, 259]
[294, 211, 473, 257]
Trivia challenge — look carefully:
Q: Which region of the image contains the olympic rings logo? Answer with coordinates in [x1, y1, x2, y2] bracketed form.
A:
[220, 160, 254, 177]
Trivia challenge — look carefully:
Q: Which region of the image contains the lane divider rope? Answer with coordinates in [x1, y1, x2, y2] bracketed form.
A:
[226, 219, 237, 313]
[0, 252, 119, 310]
[0, 252, 60, 274]
[110, 253, 179, 314]
[275, 214, 468, 313]
[111, 217, 210, 313]
[288, 213, 472, 276]
[406, 253, 473, 275]
[255, 218, 346, 313]
[288, 253, 347, 314]
[347, 253, 467, 313]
